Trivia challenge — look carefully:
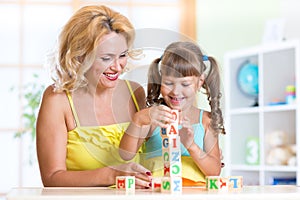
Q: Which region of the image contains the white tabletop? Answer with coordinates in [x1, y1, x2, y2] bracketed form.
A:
[5, 185, 300, 200]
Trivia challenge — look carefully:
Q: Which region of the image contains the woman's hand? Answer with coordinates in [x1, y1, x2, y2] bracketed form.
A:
[179, 116, 195, 149]
[111, 162, 152, 189]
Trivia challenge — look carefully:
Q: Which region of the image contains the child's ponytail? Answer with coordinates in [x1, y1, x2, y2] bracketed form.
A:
[202, 56, 226, 135]
[147, 57, 163, 106]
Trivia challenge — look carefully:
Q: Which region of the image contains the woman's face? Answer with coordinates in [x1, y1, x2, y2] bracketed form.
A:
[160, 75, 200, 111]
[86, 32, 128, 89]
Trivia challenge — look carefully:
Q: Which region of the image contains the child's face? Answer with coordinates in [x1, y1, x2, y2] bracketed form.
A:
[160, 75, 200, 111]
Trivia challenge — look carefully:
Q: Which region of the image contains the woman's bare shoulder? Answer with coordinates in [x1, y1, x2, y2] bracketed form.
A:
[125, 80, 146, 109]
[40, 85, 69, 108]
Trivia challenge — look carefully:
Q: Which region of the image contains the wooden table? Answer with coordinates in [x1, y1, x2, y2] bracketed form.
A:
[6, 185, 300, 200]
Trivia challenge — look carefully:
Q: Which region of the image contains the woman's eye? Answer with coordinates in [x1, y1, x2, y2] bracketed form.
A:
[101, 57, 112, 62]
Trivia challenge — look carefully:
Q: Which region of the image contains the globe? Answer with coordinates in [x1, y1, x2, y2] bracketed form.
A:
[237, 62, 259, 106]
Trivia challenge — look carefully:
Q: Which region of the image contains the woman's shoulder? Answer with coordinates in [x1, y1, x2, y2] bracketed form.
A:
[41, 85, 69, 106]
[122, 79, 146, 109]
[124, 79, 143, 90]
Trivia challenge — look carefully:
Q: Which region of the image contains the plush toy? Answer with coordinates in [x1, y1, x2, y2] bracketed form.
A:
[265, 130, 296, 166]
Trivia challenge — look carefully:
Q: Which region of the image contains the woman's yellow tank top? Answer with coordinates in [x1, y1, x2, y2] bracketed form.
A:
[66, 80, 141, 170]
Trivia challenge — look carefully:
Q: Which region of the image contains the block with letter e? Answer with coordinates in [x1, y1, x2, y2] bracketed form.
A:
[116, 176, 135, 191]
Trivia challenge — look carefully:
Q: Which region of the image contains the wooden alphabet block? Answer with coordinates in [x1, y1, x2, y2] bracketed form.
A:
[206, 176, 220, 191]
[206, 176, 228, 191]
[160, 110, 179, 138]
[170, 161, 182, 177]
[219, 177, 229, 192]
[151, 177, 162, 192]
[161, 177, 182, 193]
[116, 176, 135, 191]
[229, 176, 243, 190]
[167, 123, 179, 137]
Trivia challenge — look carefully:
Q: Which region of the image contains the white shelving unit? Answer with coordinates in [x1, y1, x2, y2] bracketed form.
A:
[224, 40, 300, 186]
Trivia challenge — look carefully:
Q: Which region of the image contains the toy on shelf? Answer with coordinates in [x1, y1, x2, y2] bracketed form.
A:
[285, 85, 296, 104]
[237, 61, 259, 107]
[265, 130, 297, 166]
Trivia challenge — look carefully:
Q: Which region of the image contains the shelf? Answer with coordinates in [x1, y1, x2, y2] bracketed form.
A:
[229, 107, 259, 115]
[224, 40, 300, 186]
[263, 104, 297, 112]
[264, 166, 298, 172]
[230, 164, 261, 171]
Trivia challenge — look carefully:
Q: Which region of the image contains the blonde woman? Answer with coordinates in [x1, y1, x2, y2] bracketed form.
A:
[36, 5, 151, 188]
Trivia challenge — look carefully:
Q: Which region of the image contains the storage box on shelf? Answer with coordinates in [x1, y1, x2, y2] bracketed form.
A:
[224, 40, 300, 186]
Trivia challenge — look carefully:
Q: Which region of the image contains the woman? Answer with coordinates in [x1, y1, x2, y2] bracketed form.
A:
[36, 5, 151, 188]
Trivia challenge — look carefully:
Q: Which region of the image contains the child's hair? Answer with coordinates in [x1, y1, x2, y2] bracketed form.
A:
[147, 41, 225, 135]
[49, 5, 135, 92]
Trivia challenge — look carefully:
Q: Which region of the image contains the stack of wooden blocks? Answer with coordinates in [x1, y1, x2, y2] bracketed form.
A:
[152, 109, 182, 193]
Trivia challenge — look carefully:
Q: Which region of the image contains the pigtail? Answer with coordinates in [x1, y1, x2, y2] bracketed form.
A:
[147, 58, 163, 106]
[203, 56, 226, 135]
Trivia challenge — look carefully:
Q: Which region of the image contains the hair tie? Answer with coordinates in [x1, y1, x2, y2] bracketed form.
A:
[202, 55, 211, 77]
[157, 56, 163, 75]
[202, 55, 209, 61]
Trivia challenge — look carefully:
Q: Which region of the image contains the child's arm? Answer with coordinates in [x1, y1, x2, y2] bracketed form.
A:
[119, 105, 175, 161]
[179, 117, 221, 176]
[119, 119, 151, 161]
[188, 130, 221, 176]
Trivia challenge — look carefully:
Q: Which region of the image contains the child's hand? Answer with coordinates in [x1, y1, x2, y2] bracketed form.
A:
[179, 116, 195, 149]
[148, 105, 176, 128]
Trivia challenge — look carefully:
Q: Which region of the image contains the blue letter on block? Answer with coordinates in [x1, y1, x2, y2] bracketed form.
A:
[172, 151, 180, 162]
[229, 177, 238, 188]
[173, 180, 181, 192]
[162, 138, 169, 148]
[161, 128, 167, 135]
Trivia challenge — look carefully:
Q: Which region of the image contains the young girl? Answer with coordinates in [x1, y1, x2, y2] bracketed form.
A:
[119, 41, 226, 186]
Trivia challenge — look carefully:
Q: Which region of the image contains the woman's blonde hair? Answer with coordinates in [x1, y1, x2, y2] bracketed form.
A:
[50, 5, 135, 92]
